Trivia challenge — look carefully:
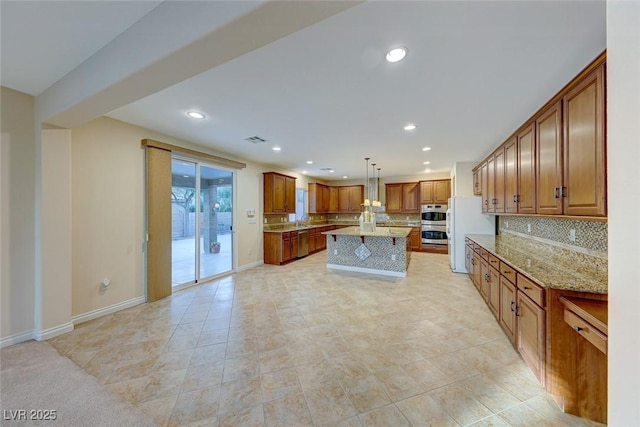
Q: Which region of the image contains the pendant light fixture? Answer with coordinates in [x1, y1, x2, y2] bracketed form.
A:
[364, 157, 371, 207]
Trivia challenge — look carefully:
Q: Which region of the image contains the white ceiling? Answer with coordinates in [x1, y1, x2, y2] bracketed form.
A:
[1, 1, 606, 181]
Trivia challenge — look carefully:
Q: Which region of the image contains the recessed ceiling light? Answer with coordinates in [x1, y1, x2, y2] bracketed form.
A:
[329, 169, 335, 173]
[306, 160, 313, 164]
[302, 170, 307, 174]
[404, 124, 417, 131]
[423, 161, 430, 165]
[272, 146, 281, 152]
[422, 146, 432, 151]
[186, 111, 205, 119]
[425, 169, 432, 173]
[343, 176, 348, 179]
[386, 47, 407, 63]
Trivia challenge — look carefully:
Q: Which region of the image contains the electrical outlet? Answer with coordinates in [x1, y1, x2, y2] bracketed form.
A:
[391, 254, 397, 261]
[569, 229, 576, 242]
[333, 249, 337, 255]
[527, 259, 531, 268]
[248, 249, 252, 255]
[527, 223, 531, 233]
[505, 220, 509, 228]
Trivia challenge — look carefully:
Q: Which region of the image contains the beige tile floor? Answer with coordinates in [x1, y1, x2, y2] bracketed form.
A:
[48, 251, 605, 427]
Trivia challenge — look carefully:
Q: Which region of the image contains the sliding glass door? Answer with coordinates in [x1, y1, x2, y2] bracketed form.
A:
[171, 158, 233, 288]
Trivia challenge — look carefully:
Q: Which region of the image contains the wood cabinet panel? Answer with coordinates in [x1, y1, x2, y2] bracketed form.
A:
[386, 183, 418, 213]
[433, 180, 451, 204]
[563, 65, 606, 216]
[517, 124, 536, 214]
[264, 172, 296, 214]
[486, 156, 495, 213]
[493, 148, 505, 213]
[419, 181, 433, 204]
[488, 266, 500, 318]
[473, 169, 482, 196]
[402, 182, 420, 212]
[536, 102, 563, 215]
[480, 258, 490, 302]
[409, 228, 421, 251]
[517, 292, 546, 385]
[385, 184, 402, 213]
[500, 276, 517, 344]
[329, 187, 339, 212]
[481, 163, 489, 213]
[472, 251, 482, 290]
[504, 137, 518, 213]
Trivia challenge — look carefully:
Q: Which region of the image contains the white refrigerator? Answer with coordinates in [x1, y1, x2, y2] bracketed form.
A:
[446, 196, 496, 273]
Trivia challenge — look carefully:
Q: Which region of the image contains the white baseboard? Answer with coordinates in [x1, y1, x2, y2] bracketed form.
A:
[237, 260, 263, 272]
[0, 330, 34, 349]
[72, 296, 146, 325]
[33, 322, 74, 341]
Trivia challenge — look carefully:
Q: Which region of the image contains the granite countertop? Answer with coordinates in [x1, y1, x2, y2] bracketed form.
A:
[322, 226, 412, 238]
[264, 222, 420, 234]
[466, 234, 607, 295]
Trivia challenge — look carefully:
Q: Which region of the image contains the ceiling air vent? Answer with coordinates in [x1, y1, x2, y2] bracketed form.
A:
[245, 136, 267, 143]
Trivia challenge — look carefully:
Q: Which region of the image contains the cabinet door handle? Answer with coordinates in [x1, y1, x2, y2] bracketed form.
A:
[574, 325, 583, 332]
[515, 305, 521, 317]
[484, 274, 490, 282]
[510, 301, 515, 312]
[561, 186, 567, 198]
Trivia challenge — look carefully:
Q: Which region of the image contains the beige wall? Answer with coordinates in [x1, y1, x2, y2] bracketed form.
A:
[70, 116, 313, 316]
[37, 129, 73, 337]
[607, 1, 640, 424]
[71, 118, 147, 317]
[0, 87, 36, 344]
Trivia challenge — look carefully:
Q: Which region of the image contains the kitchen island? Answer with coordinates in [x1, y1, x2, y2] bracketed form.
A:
[322, 226, 412, 277]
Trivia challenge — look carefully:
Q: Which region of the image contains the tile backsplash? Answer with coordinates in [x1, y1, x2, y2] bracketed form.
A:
[499, 216, 607, 255]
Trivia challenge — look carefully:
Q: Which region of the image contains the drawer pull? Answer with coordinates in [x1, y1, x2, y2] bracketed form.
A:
[574, 325, 584, 332]
[523, 286, 531, 290]
[503, 270, 511, 274]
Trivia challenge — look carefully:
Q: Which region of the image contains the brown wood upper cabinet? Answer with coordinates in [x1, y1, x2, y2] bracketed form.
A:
[562, 65, 606, 216]
[338, 185, 364, 213]
[536, 64, 606, 216]
[472, 169, 482, 196]
[309, 184, 363, 213]
[475, 53, 606, 218]
[264, 172, 296, 214]
[484, 149, 505, 214]
[386, 182, 419, 213]
[308, 183, 330, 213]
[420, 179, 451, 204]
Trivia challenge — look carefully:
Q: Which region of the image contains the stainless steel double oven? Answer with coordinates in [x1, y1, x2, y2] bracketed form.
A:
[421, 204, 448, 245]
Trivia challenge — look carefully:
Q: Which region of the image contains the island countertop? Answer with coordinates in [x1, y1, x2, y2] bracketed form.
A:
[322, 226, 412, 238]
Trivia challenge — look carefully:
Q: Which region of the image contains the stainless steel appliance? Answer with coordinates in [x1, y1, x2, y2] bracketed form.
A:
[421, 224, 448, 244]
[421, 204, 447, 226]
[421, 204, 448, 244]
[297, 230, 309, 258]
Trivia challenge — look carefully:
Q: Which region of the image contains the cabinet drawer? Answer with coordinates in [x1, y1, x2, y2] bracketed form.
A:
[499, 261, 517, 284]
[517, 275, 545, 307]
[473, 242, 481, 251]
[480, 248, 489, 260]
[564, 309, 607, 355]
[488, 254, 500, 269]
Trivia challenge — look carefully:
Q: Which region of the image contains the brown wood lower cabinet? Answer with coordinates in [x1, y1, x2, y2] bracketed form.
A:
[516, 290, 546, 386]
[467, 237, 607, 424]
[264, 231, 298, 265]
[499, 276, 517, 344]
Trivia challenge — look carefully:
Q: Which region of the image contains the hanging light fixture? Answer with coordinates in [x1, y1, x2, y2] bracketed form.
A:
[363, 157, 371, 207]
[374, 167, 382, 207]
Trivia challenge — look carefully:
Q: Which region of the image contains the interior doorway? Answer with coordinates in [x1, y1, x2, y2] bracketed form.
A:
[171, 158, 234, 289]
